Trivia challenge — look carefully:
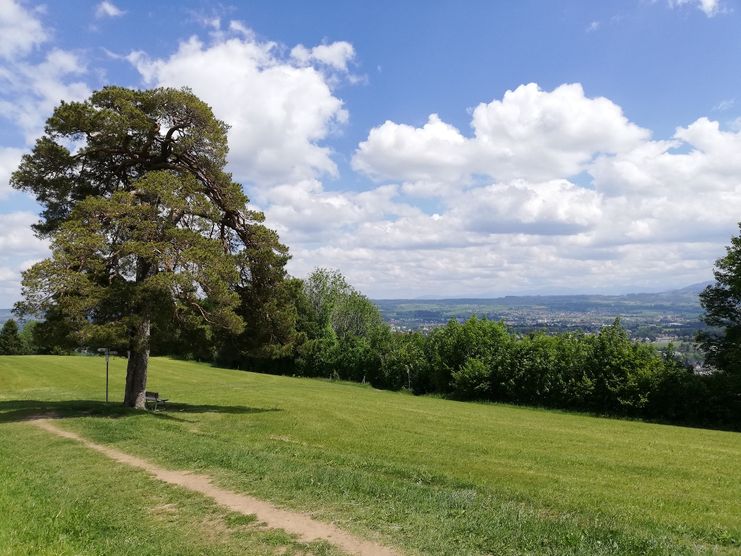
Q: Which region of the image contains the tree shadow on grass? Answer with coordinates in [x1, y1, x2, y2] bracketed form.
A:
[0, 399, 281, 424]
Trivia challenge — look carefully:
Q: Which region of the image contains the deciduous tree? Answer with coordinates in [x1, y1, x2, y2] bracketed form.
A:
[699, 223, 741, 374]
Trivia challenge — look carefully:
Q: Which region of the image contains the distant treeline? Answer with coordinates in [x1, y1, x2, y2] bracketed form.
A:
[216, 270, 738, 431]
[0, 319, 37, 356]
[14, 268, 740, 430]
[273, 316, 738, 431]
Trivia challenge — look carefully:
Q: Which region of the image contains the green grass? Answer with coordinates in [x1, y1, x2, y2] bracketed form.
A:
[1, 355, 740, 555]
[0, 425, 339, 556]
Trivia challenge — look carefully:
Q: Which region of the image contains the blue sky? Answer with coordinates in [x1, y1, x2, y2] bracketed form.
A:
[1, 0, 740, 305]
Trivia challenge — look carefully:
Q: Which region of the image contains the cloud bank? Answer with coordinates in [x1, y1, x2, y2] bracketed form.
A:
[0, 4, 738, 303]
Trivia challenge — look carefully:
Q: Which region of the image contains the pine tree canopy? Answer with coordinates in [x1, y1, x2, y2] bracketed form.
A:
[11, 86, 289, 406]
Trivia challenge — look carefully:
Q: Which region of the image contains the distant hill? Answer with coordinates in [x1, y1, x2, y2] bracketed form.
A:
[406, 282, 714, 302]
[376, 283, 707, 310]
[667, 281, 712, 295]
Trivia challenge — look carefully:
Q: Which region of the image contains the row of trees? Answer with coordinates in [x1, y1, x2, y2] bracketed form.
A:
[0, 320, 35, 355]
[0, 319, 65, 356]
[251, 278, 739, 427]
[162, 267, 739, 429]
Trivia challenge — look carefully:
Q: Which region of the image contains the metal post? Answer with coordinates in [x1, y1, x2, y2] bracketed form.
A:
[105, 348, 109, 403]
[98, 347, 116, 403]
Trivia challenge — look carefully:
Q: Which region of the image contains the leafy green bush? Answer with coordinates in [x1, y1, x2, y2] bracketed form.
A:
[378, 332, 427, 391]
[451, 357, 491, 399]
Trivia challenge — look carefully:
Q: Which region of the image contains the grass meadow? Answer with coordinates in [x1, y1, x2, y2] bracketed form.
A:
[0, 355, 739, 555]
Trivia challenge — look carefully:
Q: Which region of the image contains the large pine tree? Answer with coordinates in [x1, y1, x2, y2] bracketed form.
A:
[12, 87, 289, 408]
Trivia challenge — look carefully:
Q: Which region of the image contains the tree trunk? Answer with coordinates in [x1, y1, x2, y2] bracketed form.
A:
[124, 317, 150, 409]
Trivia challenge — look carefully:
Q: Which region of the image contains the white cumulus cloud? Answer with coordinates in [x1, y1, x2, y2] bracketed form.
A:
[353, 114, 470, 184]
[0, 0, 47, 60]
[0, 212, 47, 255]
[668, 0, 722, 16]
[470, 83, 649, 181]
[289, 82, 740, 296]
[0, 49, 90, 143]
[95, 1, 124, 18]
[354, 83, 649, 187]
[128, 32, 350, 187]
[0, 147, 24, 198]
[451, 180, 603, 236]
[592, 117, 741, 196]
[290, 41, 355, 72]
[0, 1, 91, 144]
[0, 212, 49, 306]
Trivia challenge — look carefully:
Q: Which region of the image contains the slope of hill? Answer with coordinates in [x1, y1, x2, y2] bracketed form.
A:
[0, 356, 739, 555]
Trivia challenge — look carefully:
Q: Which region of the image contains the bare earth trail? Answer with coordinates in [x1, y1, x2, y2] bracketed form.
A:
[31, 419, 400, 556]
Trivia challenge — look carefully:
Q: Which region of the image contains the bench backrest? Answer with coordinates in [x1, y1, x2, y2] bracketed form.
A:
[145, 391, 159, 399]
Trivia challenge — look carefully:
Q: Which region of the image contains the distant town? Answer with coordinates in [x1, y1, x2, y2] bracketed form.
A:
[374, 282, 710, 366]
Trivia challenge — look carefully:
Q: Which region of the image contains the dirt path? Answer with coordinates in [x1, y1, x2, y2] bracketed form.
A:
[32, 419, 399, 556]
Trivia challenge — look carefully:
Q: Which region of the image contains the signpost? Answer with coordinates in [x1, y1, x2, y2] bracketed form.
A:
[97, 348, 118, 403]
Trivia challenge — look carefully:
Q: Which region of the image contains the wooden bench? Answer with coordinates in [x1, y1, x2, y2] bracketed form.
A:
[145, 391, 168, 411]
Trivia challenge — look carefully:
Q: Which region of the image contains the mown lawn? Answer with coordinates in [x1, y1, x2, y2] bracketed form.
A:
[1, 355, 739, 555]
